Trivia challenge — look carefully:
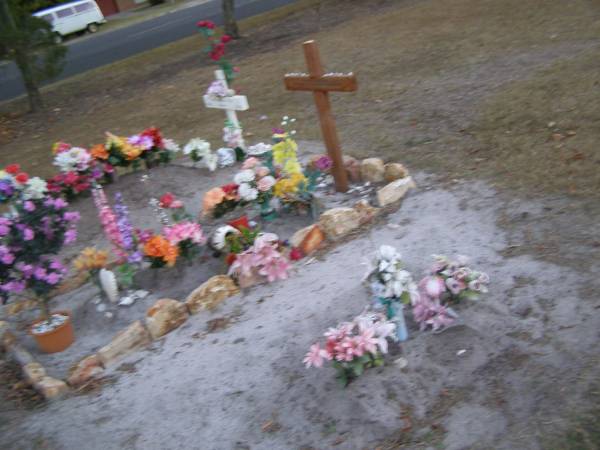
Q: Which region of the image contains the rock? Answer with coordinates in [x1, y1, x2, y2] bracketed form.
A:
[145, 299, 189, 340]
[97, 320, 151, 367]
[185, 275, 240, 314]
[300, 225, 326, 255]
[360, 158, 385, 183]
[353, 199, 380, 225]
[290, 225, 313, 248]
[384, 163, 408, 182]
[23, 362, 46, 385]
[67, 355, 104, 387]
[236, 271, 263, 289]
[0, 321, 8, 343]
[377, 176, 416, 207]
[34, 376, 68, 399]
[343, 156, 362, 183]
[318, 207, 361, 240]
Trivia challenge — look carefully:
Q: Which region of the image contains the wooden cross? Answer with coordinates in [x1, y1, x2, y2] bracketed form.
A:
[284, 40, 357, 192]
[203, 69, 249, 149]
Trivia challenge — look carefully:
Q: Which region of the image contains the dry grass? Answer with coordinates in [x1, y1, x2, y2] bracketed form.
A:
[1, 0, 599, 198]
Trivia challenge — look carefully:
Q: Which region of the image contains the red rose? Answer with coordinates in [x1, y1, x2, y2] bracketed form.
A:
[221, 183, 238, 196]
[15, 173, 29, 184]
[289, 247, 304, 261]
[141, 127, 164, 148]
[75, 182, 90, 193]
[221, 35, 232, 43]
[64, 172, 78, 185]
[159, 192, 174, 208]
[5, 164, 20, 175]
[196, 20, 206, 27]
[205, 20, 215, 29]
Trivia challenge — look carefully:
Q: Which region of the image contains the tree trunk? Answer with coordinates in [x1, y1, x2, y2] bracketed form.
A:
[14, 49, 43, 112]
[222, 0, 240, 39]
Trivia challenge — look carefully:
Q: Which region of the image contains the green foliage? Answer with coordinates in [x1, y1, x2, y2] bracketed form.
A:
[225, 226, 259, 254]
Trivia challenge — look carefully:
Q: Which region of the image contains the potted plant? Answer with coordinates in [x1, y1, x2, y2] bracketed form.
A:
[0, 178, 80, 353]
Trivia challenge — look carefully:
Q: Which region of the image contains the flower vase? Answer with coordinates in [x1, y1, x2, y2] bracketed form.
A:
[393, 304, 409, 342]
[259, 201, 277, 221]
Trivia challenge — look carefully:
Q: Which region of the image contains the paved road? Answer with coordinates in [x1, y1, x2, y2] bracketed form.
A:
[0, 0, 297, 102]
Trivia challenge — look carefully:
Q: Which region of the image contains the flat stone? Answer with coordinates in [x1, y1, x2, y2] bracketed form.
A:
[34, 376, 68, 399]
[318, 207, 361, 241]
[145, 299, 189, 340]
[67, 355, 104, 387]
[23, 362, 46, 385]
[384, 163, 408, 182]
[376, 176, 416, 207]
[300, 225, 326, 255]
[353, 199, 380, 225]
[360, 158, 385, 183]
[97, 320, 151, 367]
[185, 275, 240, 314]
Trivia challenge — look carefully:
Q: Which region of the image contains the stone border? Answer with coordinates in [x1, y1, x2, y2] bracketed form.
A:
[0, 158, 415, 399]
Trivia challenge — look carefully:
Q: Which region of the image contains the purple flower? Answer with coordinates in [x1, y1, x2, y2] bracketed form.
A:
[1, 280, 25, 293]
[49, 259, 65, 271]
[128, 134, 153, 150]
[114, 192, 134, 251]
[23, 227, 34, 241]
[128, 251, 143, 264]
[1, 253, 15, 265]
[16, 262, 34, 277]
[64, 228, 77, 244]
[53, 198, 68, 209]
[33, 267, 47, 280]
[63, 211, 80, 222]
[45, 272, 62, 285]
[24, 201, 36, 212]
[314, 155, 333, 171]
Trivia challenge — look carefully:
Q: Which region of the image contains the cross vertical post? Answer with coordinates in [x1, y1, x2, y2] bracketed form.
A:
[285, 40, 357, 193]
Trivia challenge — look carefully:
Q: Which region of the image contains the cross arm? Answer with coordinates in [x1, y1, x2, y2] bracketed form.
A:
[284, 73, 358, 92]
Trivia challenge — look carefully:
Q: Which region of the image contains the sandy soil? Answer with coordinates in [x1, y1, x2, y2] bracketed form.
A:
[1, 173, 599, 450]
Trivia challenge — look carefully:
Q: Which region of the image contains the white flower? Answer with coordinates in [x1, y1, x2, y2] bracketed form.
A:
[216, 148, 236, 167]
[282, 116, 289, 121]
[378, 245, 399, 261]
[238, 183, 258, 201]
[21, 177, 47, 200]
[183, 138, 210, 156]
[54, 147, 91, 172]
[247, 142, 272, 155]
[204, 153, 218, 172]
[290, 130, 297, 135]
[163, 138, 180, 153]
[234, 169, 255, 184]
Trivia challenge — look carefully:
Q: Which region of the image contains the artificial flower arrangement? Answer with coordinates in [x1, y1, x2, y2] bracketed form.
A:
[304, 312, 396, 386]
[102, 127, 179, 170]
[196, 19, 236, 85]
[47, 141, 112, 200]
[183, 138, 217, 171]
[365, 245, 420, 341]
[0, 164, 41, 204]
[201, 117, 330, 220]
[413, 255, 489, 331]
[0, 178, 81, 352]
[227, 233, 291, 287]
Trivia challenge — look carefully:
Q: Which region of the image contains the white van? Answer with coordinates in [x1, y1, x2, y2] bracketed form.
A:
[33, 0, 106, 42]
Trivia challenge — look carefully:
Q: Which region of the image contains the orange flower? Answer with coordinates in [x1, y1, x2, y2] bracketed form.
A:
[143, 235, 179, 266]
[202, 187, 226, 215]
[90, 144, 109, 160]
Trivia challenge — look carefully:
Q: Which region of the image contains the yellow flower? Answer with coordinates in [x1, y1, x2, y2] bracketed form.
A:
[272, 138, 298, 166]
[283, 160, 302, 175]
[120, 142, 143, 160]
[73, 247, 109, 272]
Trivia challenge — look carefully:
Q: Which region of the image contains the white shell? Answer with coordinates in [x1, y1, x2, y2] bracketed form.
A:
[99, 268, 119, 303]
[118, 296, 136, 306]
[211, 225, 241, 251]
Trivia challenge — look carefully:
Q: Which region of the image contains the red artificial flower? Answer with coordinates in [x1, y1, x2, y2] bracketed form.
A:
[64, 172, 79, 185]
[5, 164, 20, 175]
[289, 247, 304, 261]
[220, 34, 232, 43]
[104, 163, 114, 174]
[141, 127, 164, 148]
[209, 51, 221, 61]
[221, 183, 238, 196]
[225, 253, 237, 266]
[196, 20, 215, 29]
[15, 173, 29, 184]
[75, 182, 90, 193]
[159, 192, 175, 208]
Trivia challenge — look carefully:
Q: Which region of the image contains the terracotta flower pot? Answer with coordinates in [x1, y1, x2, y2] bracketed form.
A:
[29, 310, 75, 353]
[227, 215, 250, 231]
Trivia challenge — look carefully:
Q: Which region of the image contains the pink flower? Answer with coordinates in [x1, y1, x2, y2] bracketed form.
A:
[229, 252, 256, 277]
[255, 166, 270, 178]
[303, 343, 331, 368]
[24, 201, 35, 212]
[257, 175, 275, 192]
[163, 222, 206, 245]
[46, 272, 62, 285]
[34, 267, 47, 280]
[1, 252, 14, 265]
[355, 328, 378, 354]
[419, 275, 446, 299]
[242, 157, 259, 169]
[445, 277, 466, 295]
[258, 256, 291, 282]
